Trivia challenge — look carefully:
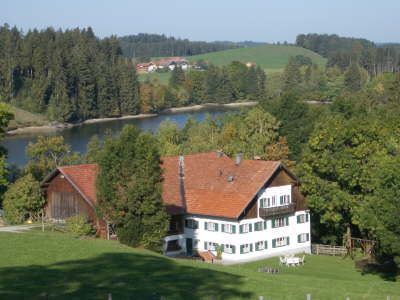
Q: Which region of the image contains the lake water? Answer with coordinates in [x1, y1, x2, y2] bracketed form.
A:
[3, 108, 235, 166]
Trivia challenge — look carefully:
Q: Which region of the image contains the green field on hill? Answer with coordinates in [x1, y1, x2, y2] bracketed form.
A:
[7, 105, 48, 129]
[0, 230, 398, 299]
[188, 45, 327, 74]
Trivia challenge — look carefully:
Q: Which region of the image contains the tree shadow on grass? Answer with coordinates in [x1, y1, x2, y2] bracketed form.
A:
[0, 252, 251, 299]
[356, 258, 399, 282]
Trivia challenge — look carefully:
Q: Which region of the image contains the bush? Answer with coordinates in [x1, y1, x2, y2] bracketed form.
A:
[65, 215, 93, 237]
[3, 174, 45, 224]
[216, 245, 223, 260]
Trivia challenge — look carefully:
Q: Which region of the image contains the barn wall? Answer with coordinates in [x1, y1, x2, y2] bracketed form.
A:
[45, 173, 106, 238]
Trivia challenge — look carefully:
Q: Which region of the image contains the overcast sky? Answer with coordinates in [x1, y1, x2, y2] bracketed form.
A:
[2, 0, 399, 43]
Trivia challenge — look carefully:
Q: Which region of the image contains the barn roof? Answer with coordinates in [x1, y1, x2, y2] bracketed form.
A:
[41, 164, 98, 208]
[41, 152, 300, 219]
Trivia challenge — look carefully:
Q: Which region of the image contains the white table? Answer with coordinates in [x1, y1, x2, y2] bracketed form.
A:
[286, 257, 300, 266]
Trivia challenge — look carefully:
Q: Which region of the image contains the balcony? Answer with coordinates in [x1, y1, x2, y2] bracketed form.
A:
[259, 203, 296, 218]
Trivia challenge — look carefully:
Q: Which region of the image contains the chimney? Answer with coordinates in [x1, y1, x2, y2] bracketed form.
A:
[235, 153, 243, 166]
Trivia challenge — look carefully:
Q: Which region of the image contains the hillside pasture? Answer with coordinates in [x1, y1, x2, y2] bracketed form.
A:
[188, 45, 327, 74]
[0, 230, 398, 299]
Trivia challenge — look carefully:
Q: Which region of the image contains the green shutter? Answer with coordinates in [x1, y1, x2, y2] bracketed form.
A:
[272, 219, 276, 228]
[272, 239, 276, 248]
[221, 224, 225, 232]
[297, 215, 301, 223]
[240, 245, 244, 254]
[306, 213, 309, 222]
[297, 234, 301, 243]
[255, 243, 259, 251]
[249, 224, 252, 232]
[239, 225, 243, 234]
[264, 241, 268, 249]
[232, 225, 236, 234]
[286, 236, 290, 245]
[204, 222, 208, 230]
[254, 222, 259, 231]
[221, 244, 224, 252]
[285, 216, 289, 226]
[215, 223, 219, 232]
[263, 221, 267, 230]
[306, 233, 310, 241]
[232, 245, 236, 254]
[250, 244, 253, 252]
[204, 241, 207, 250]
[195, 220, 199, 229]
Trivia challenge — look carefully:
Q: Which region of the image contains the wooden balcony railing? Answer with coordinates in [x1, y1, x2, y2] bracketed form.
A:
[259, 203, 296, 218]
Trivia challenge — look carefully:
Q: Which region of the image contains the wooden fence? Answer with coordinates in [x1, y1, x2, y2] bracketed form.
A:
[312, 243, 347, 256]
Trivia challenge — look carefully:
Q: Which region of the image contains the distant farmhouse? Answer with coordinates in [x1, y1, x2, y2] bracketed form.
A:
[136, 57, 189, 74]
[41, 152, 311, 262]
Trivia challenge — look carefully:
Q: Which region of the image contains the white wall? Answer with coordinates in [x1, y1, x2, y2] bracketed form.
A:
[164, 185, 311, 262]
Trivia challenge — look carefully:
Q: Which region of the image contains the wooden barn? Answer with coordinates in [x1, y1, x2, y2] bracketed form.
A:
[41, 164, 107, 237]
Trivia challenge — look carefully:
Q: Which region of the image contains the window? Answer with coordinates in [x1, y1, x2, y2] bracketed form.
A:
[204, 241, 218, 251]
[239, 223, 252, 233]
[254, 221, 266, 231]
[222, 224, 236, 234]
[223, 244, 236, 254]
[297, 213, 309, 224]
[272, 237, 289, 248]
[297, 233, 310, 243]
[204, 222, 219, 232]
[193, 239, 199, 249]
[167, 240, 181, 251]
[255, 241, 267, 251]
[271, 196, 277, 206]
[240, 243, 253, 254]
[272, 216, 289, 228]
[280, 195, 291, 205]
[260, 197, 271, 208]
[185, 219, 199, 229]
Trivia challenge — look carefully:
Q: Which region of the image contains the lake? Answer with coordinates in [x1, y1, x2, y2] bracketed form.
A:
[3, 108, 236, 166]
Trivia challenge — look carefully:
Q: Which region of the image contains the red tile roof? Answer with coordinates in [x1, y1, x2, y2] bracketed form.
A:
[58, 164, 98, 206]
[43, 152, 287, 219]
[161, 152, 281, 218]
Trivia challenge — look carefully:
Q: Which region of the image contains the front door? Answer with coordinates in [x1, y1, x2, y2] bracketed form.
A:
[186, 238, 193, 255]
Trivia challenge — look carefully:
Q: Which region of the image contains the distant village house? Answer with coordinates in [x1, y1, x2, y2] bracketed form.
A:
[135, 57, 189, 73]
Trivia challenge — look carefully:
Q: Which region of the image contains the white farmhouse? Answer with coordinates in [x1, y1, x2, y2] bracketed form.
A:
[41, 151, 310, 263]
[162, 152, 311, 262]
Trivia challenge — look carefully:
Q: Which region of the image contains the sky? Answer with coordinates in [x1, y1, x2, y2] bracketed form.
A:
[1, 0, 400, 43]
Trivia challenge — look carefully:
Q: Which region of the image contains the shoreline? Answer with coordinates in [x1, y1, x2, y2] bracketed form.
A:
[6, 101, 258, 136]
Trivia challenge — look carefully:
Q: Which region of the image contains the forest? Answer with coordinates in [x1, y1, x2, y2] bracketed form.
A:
[296, 33, 400, 75]
[0, 24, 264, 123]
[119, 33, 239, 59]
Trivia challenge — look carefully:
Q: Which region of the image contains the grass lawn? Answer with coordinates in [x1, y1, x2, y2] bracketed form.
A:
[0, 230, 398, 300]
[187, 45, 327, 74]
[138, 72, 171, 85]
[8, 105, 48, 129]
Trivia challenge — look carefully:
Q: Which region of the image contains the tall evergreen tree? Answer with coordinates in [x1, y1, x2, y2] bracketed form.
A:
[344, 62, 363, 91]
[96, 125, 169, 250]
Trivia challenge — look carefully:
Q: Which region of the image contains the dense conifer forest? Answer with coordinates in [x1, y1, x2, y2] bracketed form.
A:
[296, 33, 400, 75]
[0, 25, 266, 123]
[119, 33, 239, 59]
